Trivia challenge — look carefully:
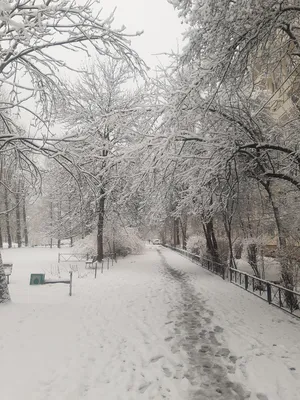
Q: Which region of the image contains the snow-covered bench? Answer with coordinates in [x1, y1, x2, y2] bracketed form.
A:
[85, 256, 97, 269]
[4, 263, 13, 284]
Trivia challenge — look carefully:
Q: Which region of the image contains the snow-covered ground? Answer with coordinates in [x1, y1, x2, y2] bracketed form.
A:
[161, 248, 300, 400]
[235, 257, 281, 281]
[0, 246, 299, 400]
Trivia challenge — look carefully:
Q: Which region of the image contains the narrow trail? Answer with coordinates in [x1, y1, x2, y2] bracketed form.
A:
[157, 249, 250, 400]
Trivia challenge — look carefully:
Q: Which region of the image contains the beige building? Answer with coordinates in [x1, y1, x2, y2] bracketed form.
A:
[253, 43, 300, 122]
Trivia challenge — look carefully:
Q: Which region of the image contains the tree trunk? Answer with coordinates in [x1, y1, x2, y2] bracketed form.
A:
[50, 201, 53, 248]
[234, 242, 243, 259]
[266, 186, 289, 272]
[57, 199, 62, 249]
[266, 184, 298, 309]
[0, 223, 3, 249]
[173, 217, 180, 247]
[15, 183, 22, 248]
[223, 213, 235, 269]
[261, 248, 265, 280]
[97, 188, 105, 262]
[22, 196, 29, 247]
[4, 186, 12, 248]
[160, 225, 166, 246]
[180, 217, 187, 250]
[173, 219, 176, 247]
[176, 218, 180, 247]
[68, 196, 72, 246]
[0, 252, 10, 303]
[203, 218, 221, 264]
[247, 243, 260, 277]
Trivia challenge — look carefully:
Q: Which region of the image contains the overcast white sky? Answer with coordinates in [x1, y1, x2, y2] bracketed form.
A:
[100, 0, 184, 68]
[24, 1, 185, 131]
[57, 0, 185, 74]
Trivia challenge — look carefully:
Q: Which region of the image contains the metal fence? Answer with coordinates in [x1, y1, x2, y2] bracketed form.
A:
[230, 268, 300, 318]
[164, 244, 300, 319]
[163, 244, 226, 279]
[58, 253, 89, 262]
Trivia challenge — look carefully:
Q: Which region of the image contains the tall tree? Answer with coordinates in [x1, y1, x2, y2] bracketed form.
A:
[60, 58, 147, 261]
[0, 0, 144, 303]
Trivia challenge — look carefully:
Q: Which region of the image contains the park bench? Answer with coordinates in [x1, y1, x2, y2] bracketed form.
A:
[85, 256, 97, 269]
[4, 263, 13, 284]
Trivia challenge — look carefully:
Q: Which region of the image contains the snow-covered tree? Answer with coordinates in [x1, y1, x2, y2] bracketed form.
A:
[59, 57, 148, 261]
[0, 0, 144, 303]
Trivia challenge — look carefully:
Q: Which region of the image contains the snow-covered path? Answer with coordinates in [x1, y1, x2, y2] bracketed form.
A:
[160, 247, 300, 400]
[158, 249, 247, 400]
[1, 246, 300, 400]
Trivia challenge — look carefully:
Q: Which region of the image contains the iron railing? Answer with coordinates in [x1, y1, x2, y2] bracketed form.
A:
[230, 268, 300, 319]
[163, 244, 300, 319]
[163, 244, 226, 279]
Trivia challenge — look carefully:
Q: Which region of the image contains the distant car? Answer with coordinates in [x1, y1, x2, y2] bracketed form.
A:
[153, 239, 161, 245]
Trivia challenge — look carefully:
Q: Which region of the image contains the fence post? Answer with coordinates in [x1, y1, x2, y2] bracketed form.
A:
[69, 272, 73, 296]
[58, 253, 60, 263]
[245, 274, 248, 291]
[229, 268, 233, 282]
[267, 283, 272, 304]
[94, 262, 98, 279]
[279, 287, 282, 307]
[222, 266, 225, 280]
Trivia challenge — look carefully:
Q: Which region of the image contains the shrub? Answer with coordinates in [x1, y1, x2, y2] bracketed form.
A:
[186, 235, 206, 256]
[72, 226, 145, 258]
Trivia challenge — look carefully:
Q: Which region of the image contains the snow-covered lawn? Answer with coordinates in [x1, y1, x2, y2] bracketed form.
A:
[0, 246, 299, 400]
[235, 257, 281, 282]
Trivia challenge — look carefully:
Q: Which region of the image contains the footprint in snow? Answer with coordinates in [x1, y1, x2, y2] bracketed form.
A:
[256, 393, 269, 400]
[150, 355, 164, 363]
[216, 347, 230, 357]
[138, 382, 151, 393]
[171, 345, 179, 354]
[214, 325, 224, 333]
[229, 355, 238, 364]
[163, 367, 172, 377]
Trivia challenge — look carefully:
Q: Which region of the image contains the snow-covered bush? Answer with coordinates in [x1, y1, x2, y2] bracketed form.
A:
[105, 226, 145, 256]
[71, 232, 96, 257]
[186, 235, 206, 256]
[72, 226, 144, 258]
[240, 238, 265, 277]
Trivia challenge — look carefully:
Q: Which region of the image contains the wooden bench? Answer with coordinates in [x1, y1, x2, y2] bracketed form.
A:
[4, 263, 13, 284]
[85, 256, 97, 269]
